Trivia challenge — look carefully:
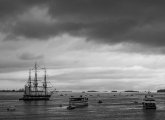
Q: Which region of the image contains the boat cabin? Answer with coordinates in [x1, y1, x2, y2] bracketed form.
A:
[68, 96, 88, 107]
[142, 94, 156, 109]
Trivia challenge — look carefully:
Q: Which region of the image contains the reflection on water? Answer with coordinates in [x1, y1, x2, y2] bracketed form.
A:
[0, 92, 165, 120]
[143, 109, 156, 120]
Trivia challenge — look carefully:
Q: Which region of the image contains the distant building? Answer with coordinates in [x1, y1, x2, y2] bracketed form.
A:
[111, 90, 117, 92]
[87, 90, 98, 92]
[157, 89, 165, 92]
[124, 90, 139, 92]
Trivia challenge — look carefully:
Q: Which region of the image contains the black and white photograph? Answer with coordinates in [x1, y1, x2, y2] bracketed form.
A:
[0, 0, 165, 119]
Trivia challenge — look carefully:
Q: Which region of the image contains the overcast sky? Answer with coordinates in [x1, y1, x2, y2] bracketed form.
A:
[0, 0, 165, 91]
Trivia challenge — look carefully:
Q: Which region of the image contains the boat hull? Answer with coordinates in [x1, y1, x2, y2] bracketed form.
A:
[143, 106, 156, 109]
[67, 106, 76, 110]
[71, 102, 88, 107]
[142, 102, 156, 109]
[19, 95, 51, 101]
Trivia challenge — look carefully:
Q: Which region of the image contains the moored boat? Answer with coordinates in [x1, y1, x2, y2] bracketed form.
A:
[68, 95, 88, 108]
[98, 100, 103, 103]
[142, 93, 156, 109]
[19, 63, 52, 101]
[67, 105, 76, 110]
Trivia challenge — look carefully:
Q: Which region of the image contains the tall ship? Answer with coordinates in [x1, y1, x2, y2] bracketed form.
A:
[19, 63, 52, 101]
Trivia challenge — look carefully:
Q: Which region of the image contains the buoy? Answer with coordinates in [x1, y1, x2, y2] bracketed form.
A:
[67, 105, 76, 110]
[134, 101, 138, 104]
[98, 100, 103, 103]
[60, 94, 64, 96]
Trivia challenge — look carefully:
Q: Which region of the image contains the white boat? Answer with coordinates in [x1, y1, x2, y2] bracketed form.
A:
[68, 96, 88, 108]
[142, 94, 156, 109]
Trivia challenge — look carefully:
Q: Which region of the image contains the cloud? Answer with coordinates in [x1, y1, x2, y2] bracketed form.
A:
[18, 52, 43, 60]
[1, 1, 165, 91]
[0, 0, 165, 48]
[0, 0, 45, 19]
[48, 66, 157, 82]
[47, 66, 165, 91]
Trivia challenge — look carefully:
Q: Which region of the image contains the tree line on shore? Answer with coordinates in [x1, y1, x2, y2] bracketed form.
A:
[0, 88, 24, 92]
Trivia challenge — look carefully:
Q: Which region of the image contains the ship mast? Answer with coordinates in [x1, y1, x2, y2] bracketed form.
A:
[28, 69, 31, 94]
[43, 67, 47, 95]
[34, 63, 38, 95]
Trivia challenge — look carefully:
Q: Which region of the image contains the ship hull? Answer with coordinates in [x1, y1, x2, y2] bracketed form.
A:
[71, 102, 88, 107]
[19, 95, 51, 101]
[142, 102, 156, 109]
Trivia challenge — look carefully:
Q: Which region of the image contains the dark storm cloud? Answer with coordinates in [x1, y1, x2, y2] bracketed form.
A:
[1, 0, 165, 47]
[10, 21, 84, 39]
[0, 0, 45, 19]
[18, 52, 43, 60]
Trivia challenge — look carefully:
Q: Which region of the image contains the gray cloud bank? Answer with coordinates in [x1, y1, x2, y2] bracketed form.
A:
[1, 0, 165, 47]
[18, 52, 43, 60]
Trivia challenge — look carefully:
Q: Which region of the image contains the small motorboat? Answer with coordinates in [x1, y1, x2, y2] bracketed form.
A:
[142, 93, 156, 109]
[68, 95, 88, 108]
[59, 104, 63, 107]
[98, 100, 103, 103]
[59, 94, 64, 96]
[7, 106, 16, 111]
[134, 101, 138, 104]
[67, 105, 76, 110]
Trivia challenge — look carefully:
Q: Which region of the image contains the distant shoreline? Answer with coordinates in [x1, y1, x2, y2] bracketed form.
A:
[124, 90, 139, 92]
[0, 90, 24, 92]
[157, 89, 165, 92]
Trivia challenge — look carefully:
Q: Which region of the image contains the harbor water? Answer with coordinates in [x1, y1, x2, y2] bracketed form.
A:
[0, 92, 165, 120]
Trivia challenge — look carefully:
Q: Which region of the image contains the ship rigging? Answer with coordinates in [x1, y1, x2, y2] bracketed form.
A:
[19, 63, 52, 101]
